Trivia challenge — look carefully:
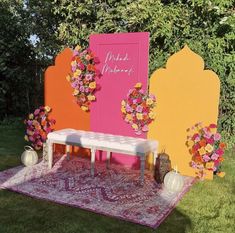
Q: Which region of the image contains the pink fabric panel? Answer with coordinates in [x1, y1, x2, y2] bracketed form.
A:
[89, 32, 149, 168]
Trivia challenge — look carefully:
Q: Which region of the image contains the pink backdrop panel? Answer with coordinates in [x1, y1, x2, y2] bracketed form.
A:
[89, 32, 149, 168]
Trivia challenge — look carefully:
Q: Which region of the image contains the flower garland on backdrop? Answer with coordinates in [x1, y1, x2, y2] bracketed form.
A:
[66, 45, 101, 112]
[24, 106, 56, 150]
[186, 122, 226, 179]
[121, 83, 156, 135]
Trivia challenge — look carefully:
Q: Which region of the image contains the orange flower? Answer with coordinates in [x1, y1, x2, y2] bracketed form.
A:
[194, 154, 203, 163]
[76, 57, 81, 63]
[218, 157, 224, 162]
[219, 142, 226, 149]
[87, 64, 95, 71]
[199, 139, 206, 147]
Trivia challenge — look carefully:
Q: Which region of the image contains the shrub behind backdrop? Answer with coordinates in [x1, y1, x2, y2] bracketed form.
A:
[1, 0, 234, 146]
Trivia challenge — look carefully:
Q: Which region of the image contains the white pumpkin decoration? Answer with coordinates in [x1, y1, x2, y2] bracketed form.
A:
[164, 166, 184, 193]
[21, 146, 38, 166]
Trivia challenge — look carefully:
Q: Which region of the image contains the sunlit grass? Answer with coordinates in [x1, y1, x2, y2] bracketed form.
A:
[0, 122, 234, 233]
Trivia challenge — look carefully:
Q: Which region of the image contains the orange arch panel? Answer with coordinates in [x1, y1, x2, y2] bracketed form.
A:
[44, 48, 90, 156]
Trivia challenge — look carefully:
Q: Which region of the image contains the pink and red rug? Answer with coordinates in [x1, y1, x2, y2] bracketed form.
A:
[0, 154, 195, 228]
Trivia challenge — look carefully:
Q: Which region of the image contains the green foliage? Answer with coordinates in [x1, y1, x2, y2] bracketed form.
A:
[0, 0, 234, 146]
[52, 0, 235, 146]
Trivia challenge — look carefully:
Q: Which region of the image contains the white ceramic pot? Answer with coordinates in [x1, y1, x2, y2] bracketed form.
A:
[21, 146, 38, 166]
[164, 170, 184, 193]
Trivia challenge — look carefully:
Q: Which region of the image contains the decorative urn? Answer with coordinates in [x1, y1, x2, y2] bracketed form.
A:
[154, 151, 172, 184]
[21, 146, 38, 167]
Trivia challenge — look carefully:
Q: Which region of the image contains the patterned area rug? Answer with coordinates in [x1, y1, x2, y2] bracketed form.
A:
[0, 154, 195, 228]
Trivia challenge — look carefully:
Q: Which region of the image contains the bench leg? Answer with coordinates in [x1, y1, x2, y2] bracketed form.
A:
[140, 155, 146, 185]
[91, 148, 96, 177]
[48, 142, 53, 169]
[66, 145, 70, 161]
[106, 151, 111, 169]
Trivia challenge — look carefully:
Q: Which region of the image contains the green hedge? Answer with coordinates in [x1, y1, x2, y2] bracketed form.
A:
[53, 0, 235, 147]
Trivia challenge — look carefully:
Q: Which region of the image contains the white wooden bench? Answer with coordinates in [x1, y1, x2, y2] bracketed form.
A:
[47, 129, 158, 183]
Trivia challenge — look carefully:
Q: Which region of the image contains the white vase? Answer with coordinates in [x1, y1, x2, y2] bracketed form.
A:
[21, 146, 38, 166]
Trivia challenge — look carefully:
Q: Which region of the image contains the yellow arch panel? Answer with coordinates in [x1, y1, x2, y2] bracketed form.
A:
[148, 45, 220, 178]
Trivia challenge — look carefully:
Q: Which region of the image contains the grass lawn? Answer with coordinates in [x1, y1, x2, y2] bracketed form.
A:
[0, 122, 234, 233]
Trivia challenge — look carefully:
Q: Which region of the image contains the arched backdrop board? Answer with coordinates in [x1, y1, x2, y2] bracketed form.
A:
[89, 32, 149, 168]
[44, 48, 90, 156]
[147, 45, 220, 178]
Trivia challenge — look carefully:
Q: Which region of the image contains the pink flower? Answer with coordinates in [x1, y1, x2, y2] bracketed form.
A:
[78, 63, 85, 70]
[214, 133, 221, 141]
[142, 125, 149, 132]
[209, 124, 217, 128]
[192, 133, 199, 140]
[73, 50, 79, 56]
[149, 94, 156, 101]
[125, 104, 133, 113]
[71, 66, 77, 72]
[194, 136, 200, 142]
[133, 99, 137, 104]
[136, 105, 143, 113]
[204, 132, 212, 139]
[206, 138, 214, 145]
[34, 109, 40, 115]
[80, 86, 85, 92]
[216, 148, 224, 156]
[211, 153, 219, 161]
[202, 155, 210, 162]
[85, 74, 93, 81]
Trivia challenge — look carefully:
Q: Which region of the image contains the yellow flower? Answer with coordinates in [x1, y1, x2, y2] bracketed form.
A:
[146, 98, 153, 106]
[73, 69, 82, 77]
[148, 111, 156, 119]
[132, 124, 138, 130]
[24, 135, 29, 141]
[87, 95, 96, 101]
[66, 75, 71, 82]
[121, 100, 126, 106]
[29, 113, 34, 120]
[71, 60, 77, 66]
[44, 106, 51, 112]
[73, 89, 79, 96]
[121, 106, 126, 114]
[89, 82, 96, 89]
[187, 140, 194, 147]
[81, 106, 89, 111]
[75, 45, 81, 51]
[134, 82, 142, 89]
[136, 113, 143, 120]
[205, 161, 214, 169]
[210, 128, 217, 134]
[205, 144, 214, 153]
[126, 114, 133, 121]
[217, 172, 226, 178]
[198, 147, 206, 155]
[28, 130, 33, 136]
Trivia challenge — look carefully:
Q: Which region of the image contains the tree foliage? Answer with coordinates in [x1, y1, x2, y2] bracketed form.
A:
[52, 0, 235, 146]
[0, 0, 234, 146]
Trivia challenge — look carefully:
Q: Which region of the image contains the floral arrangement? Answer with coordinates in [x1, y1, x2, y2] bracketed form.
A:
[66, 45, 101, 112]
[24, 106, 56, 150]
[186, 122, 226, 179]
[121, 82, 156, 135]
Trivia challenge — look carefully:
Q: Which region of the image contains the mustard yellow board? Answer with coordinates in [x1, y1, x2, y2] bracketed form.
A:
[147, 45, 220, 178]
